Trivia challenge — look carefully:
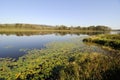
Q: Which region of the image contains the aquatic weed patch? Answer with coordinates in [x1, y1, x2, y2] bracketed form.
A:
[0, 37, 120, 80]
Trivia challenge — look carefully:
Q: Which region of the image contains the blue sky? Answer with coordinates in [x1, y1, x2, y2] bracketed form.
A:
[0, 0, 120, 29]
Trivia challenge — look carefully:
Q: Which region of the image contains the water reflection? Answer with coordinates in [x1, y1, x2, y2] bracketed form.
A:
[0, 33, 80, 58]
[0, 31, 110, 36]
[110, 31, 120, 34]
[0, 31, 114, 59]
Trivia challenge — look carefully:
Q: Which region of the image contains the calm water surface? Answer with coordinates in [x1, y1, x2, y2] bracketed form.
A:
[0, 31, 119, 58]
[0, 33, 81, 58]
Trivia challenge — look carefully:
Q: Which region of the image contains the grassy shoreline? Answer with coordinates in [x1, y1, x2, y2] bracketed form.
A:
[83, 34, 120, 50]
[0, 29, 110, 32]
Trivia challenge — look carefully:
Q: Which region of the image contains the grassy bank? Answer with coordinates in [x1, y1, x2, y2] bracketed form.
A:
[0, 29, 110, 32]
[0, 38, 120, 80]
[83, 34, 120, 50]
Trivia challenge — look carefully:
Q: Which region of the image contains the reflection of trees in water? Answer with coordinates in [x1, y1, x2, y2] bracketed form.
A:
[0, 31, 110, 36]
[0, 32, 54, 36]
[55, 31, 110, 36]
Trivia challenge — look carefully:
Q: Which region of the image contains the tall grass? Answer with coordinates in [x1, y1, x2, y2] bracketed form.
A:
[83, 34, 120, 50]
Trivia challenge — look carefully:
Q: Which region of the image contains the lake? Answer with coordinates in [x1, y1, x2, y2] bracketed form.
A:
[0, 31, 118, 59]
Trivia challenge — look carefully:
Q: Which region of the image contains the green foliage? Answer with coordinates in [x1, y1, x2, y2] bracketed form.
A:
[83, 34, 120, 50]
[0, 37, 120, 80]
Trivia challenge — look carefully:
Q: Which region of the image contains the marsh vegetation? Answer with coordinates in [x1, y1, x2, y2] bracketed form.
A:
[0, 24, 120, 80]
[83, 34, 120, 50]
[0, 38, 120, 80]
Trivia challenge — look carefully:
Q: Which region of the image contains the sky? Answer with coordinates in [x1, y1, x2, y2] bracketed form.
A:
[0, 0, 120, 29]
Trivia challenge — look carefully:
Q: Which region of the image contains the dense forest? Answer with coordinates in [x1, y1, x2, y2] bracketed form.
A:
[0, 24, 111, 31]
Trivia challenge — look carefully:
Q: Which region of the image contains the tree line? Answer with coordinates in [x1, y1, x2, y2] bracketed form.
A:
[0, 24, 111, 31]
